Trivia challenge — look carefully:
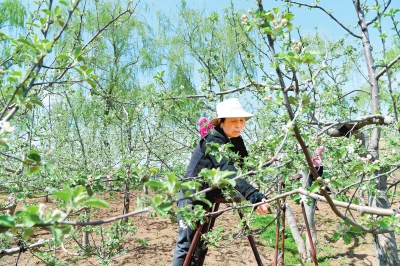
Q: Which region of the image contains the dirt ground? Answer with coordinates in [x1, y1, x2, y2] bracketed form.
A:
[1, 191, 398, 266]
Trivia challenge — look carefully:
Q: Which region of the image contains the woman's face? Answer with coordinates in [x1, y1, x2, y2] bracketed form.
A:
[221, 117, 246, 138]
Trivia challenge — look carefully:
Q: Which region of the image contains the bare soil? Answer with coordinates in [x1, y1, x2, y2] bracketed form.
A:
[1, 191, 399, 266]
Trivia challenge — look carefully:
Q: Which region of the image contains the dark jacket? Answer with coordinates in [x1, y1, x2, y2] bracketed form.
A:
[184, 128, 261, 202]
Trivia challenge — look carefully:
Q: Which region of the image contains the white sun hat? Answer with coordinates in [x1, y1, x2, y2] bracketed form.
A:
[211, 98, 254, 126]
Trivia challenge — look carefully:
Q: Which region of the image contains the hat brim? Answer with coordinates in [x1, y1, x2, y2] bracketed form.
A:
[211, 114, 253, 126]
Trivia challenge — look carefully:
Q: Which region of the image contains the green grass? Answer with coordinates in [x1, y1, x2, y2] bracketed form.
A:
[250, 214, 301, 265]
[250, 214, 353, 266]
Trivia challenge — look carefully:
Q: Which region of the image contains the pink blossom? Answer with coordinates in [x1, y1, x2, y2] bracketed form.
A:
[200, 127, 207, 137]
[198, 117, 214, 137]
[198, 117, 207, 126]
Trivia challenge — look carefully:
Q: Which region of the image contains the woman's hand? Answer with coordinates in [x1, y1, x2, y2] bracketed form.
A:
[256, 198, 269, 215]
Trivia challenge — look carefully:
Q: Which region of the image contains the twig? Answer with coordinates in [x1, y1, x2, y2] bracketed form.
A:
[320, 187, 394, 234]
[0, 208, 152, 229]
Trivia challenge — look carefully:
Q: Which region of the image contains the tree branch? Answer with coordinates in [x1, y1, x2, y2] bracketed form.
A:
[320, 187, 394, 234]
[365, 0, 392, 26]
[286, 0, 362, 38]
[315, 115, 394, 137]
[375, 53, 400, 80]
[0, 208, 152, 229]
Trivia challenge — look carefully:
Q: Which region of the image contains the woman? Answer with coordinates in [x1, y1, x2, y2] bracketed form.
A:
[172, 98, 269, 266]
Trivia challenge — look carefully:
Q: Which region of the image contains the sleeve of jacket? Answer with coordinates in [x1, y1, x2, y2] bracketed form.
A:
[202, 138, 258, 200]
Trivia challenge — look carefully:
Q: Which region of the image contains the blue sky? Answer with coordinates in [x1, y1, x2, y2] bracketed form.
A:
[148, 0, 400, 50]
[143, 0, 400, 114]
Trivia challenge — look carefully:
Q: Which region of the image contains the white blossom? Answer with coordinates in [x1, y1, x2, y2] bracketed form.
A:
[0, 121, 15, 134]
[38, 203, 46, 218]
[52, 209, 67, 221]
[179, 220, 188, 230]
[346, 144, 355, 154]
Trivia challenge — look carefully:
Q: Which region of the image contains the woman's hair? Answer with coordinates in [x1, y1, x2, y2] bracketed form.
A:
[214, 120, 226, 137]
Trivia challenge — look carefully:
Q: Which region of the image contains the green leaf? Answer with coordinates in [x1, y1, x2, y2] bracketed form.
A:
[137, 195, 145, 210]
[84, 198, 109, 208]
[145, 180, 164, 188]
[330, 180, 341, 188]
[343, 233, 352, 244]
[87, 78, 97, 88]
[292, 194, 301, 204]
[52, 190, 71, 202]
[282, 12, 295, 20]
[222, 178, 236, 187]
[379, 218, 390, 229]
[87, 186, 93, 196]
[54, 6, 60, 15]
[30, 96, 43, 107]
[51, 227, 63, 246]
[44, 162, 52, 175]
[262, 27, 274, 35]
[245, 24, 253, 32]
[0, 216, 15, 228]
[17, 38, 35, 48]
[57, 54, 69, 60]
[288, 96, 297, 104]
[167, 173, 178, 186]
[158, 202, 172, 215]
[22, 214, 41, 228]
[22, 228, 35, 240]
[310, 183, 320, 194]
[7, 76, 18, 82]
[26, 205, 39, 213]
[178, 181, 201, 191]
[28, 166, 41, 175]
[349, 226, 362, 233]
[72, 186, 85, 198]
[41, 9, 51, 16]
[197, 197, 212, 207]
[333, 232, 341, 241]
[73, 46, 82, 58]
[27, 153, 41, 162]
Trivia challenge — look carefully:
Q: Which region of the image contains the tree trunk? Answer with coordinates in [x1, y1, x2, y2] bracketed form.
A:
[354, 1, 400, 264]
[285, 203, 307, 262]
